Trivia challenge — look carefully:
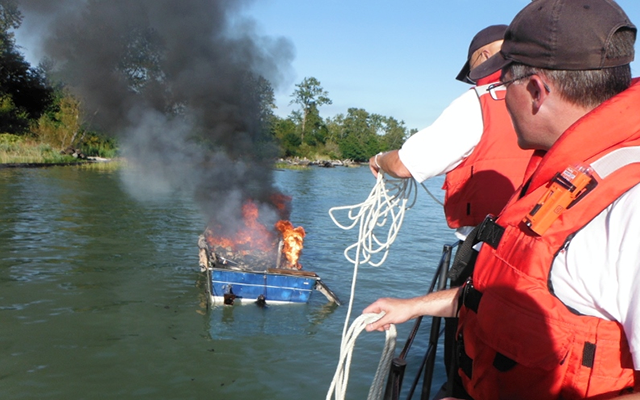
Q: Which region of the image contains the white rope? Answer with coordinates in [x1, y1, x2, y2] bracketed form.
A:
[329, 173, 416, 336]
[329, 173, 417, 268]
[326, 312, 397, 400]
[327, 172, 415, 398]
[420, 181, 444, 206]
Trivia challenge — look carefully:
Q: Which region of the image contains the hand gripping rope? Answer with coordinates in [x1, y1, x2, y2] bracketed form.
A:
[326, 172, 417, 400]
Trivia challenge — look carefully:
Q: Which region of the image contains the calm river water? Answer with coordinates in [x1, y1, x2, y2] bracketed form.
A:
[0, 165, 454, 399]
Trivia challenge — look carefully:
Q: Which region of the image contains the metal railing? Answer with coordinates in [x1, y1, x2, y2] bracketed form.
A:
[383, 241, 460, 400]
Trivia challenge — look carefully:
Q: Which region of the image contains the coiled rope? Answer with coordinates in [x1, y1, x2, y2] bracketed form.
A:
[326, 312, 397, 400]
[326, 172, 417, 399]
[329, 173, 417, 335]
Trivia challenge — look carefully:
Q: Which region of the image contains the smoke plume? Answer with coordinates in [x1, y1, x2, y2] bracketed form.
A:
[17, 0, 295, 233]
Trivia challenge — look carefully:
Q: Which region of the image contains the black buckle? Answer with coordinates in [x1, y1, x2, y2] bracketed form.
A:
[462, 280, 483, 313]
[448, 215, 504, 284]
[476, 215, 504, 249]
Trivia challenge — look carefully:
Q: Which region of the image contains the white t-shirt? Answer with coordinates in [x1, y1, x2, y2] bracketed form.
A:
[551, 183, 640, 368]
[398, 89, 484, 183]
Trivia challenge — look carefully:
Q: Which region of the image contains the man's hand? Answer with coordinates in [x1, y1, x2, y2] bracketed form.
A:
[369, 152, 383, 178]
[367, 150, 413, 179]
[363, 297, 423, 332]
[363, 288, 462, 332]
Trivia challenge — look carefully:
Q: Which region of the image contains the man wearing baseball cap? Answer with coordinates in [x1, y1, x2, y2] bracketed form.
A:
[369, 25, 532, 241]
[370, 25, 533, 399]
[364, 1, 640, 399]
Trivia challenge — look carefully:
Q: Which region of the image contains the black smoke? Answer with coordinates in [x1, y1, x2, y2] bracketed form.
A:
[17, 0, 295, 233]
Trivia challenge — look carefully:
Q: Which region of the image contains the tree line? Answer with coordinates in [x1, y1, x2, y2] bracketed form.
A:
[0, 2, 412, 162]
[274, 77, 415, 161]
[0, 1, 117, 158]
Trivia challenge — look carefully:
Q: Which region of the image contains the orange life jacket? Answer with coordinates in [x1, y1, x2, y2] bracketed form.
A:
[442, 71, 533, 229]
[458, 79, 640, 400]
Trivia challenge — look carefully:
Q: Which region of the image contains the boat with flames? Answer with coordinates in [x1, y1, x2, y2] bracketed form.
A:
[198, 200, 340, 306]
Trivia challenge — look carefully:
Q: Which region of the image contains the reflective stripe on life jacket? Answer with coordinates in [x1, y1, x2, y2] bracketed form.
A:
[443, 71, 533, 229]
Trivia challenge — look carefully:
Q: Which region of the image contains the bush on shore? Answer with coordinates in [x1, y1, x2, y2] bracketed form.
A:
[0, 133, 116, 164]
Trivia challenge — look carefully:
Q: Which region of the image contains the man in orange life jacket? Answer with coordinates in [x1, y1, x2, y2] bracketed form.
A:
[371, 25, 533, 399]
[364, 0, 640, 399]
[369, 24, 533, 241]
[371, 24, 533, 399]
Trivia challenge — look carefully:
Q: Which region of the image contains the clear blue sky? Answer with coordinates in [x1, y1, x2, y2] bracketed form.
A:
[245, 0, 640, 132]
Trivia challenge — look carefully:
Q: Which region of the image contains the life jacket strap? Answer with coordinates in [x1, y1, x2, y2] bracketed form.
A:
[462, 282, 483, 313]
[457, 336, 473, 379]
[476, 216, 504, 248]
[448, 215, 504, 284]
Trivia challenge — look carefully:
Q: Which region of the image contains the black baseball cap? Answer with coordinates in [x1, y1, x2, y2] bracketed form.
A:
[456, 24, 508, 84]
[470, 0, 636, 81]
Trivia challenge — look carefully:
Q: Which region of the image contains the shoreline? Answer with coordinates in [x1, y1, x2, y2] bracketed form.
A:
[0, 157, 114, 169]
[277, 158, 363, 168]
[0, 157, 363, 170]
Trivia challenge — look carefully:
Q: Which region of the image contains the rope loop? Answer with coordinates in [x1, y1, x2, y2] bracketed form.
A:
[329, 173, 417, 268]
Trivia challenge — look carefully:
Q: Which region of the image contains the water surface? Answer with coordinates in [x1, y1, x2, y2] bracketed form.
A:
[0, 165, 454, 399]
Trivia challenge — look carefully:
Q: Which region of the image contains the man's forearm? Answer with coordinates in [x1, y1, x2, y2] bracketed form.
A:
[419, 286, 462, 318]
[363, 287, 462, 332]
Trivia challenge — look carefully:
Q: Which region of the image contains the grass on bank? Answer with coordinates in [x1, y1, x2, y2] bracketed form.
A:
[0, 133, 337, 171]
[0, 133, 118, 165]
[0, 133, 77, 164]
[274, 161, 310, 170]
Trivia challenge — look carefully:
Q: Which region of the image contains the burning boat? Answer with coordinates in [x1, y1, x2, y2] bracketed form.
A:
[198, 199, 340, 306]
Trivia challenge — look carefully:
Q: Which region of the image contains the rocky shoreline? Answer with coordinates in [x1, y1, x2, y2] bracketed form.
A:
[277, 157, 362, 168]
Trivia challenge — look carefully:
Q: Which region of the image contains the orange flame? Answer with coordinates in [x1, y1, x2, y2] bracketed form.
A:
[204, 197, 305, 270]
[205, 200, 276, 252]
[275, 220, 306, 269]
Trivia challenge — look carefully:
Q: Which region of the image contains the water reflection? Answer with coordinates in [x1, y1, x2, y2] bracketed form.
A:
[207, 297, 338, 340]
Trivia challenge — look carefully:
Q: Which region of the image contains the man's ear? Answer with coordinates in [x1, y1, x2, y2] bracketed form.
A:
[480, 49, 492, 62]
[528, 75, 551, 111]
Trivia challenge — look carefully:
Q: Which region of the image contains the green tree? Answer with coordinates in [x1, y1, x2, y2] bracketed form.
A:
[0, 0, 21, 43]
[379, 116, 409, 151]
[289, 77, 332, 143]
[337, 108, 380, 162]
[0, 0, 54, 134]
[239, 73, 276, 131]
[301, 105, 329, 147]
[272, 115, 299, 157]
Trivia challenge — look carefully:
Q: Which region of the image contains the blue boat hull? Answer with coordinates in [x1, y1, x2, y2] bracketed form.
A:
[209, 268, 318, 305]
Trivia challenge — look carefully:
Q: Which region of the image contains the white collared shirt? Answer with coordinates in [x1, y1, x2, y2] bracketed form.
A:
[551, 183, 640, 369]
